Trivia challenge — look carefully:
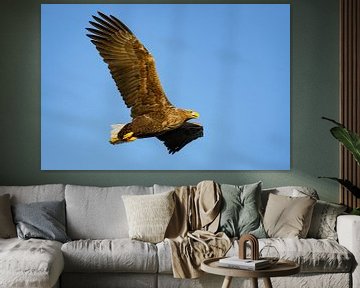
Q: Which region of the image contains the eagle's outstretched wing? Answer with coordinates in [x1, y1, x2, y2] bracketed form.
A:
[156, 122, 204, 154]
[86, 12, 173, 118]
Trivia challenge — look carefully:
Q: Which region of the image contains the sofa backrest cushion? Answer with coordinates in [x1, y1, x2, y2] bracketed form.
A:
[65, 185, 154, 239]
[0, 184, 65, 204]
[153, 184, 176, 194]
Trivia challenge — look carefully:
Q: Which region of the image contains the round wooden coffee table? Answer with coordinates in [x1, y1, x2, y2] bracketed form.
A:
[201, 257, 300, 288]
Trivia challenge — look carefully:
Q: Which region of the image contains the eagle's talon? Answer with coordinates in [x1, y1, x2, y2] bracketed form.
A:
[122, 132, 134, 140]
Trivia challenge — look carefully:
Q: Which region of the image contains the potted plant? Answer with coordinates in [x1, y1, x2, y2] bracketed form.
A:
[320, 117, 360, 215]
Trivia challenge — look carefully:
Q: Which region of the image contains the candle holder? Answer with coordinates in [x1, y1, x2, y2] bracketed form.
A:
[238, 234, 259, 260]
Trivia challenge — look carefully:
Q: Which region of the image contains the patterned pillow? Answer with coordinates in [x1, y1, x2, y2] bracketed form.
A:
[122, 191, 175, 243]
[307, 200, 347, 240]
[218, 182, 266, 238]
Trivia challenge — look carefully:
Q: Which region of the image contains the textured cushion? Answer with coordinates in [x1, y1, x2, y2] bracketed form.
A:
[263, 193, 316, 238]
[0, 194, 16, 238]
[0, 184, 65, 204]
[122, 191, 175, 243]
[157, 240, 173, 274]
[0, 238, 64, 288]
[12, 200, 70, 243]
[61, 239, 158, 273]
[307, 200, 347, 240]
[65, 185, 153, 239]
[153, 184, 176, 194]
[218, 182, 266, 238]
[158, 237, 353, 274]
[255, 238, 353, 273]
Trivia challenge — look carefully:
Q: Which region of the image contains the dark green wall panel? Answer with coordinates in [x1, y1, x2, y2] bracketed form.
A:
[0, 0, 340, 202]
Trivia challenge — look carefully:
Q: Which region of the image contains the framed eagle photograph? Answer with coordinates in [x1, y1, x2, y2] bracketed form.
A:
[41, 4, 290, 170]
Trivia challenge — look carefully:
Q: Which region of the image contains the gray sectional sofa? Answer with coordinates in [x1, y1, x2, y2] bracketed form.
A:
[0, 184, 359, 288]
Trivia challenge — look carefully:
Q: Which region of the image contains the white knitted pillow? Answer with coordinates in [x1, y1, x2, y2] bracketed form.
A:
[122, 191, 175, 243]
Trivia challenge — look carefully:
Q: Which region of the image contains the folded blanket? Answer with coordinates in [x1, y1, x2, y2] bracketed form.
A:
[165, 180, 231, 278]
[167, 230, 231, 278]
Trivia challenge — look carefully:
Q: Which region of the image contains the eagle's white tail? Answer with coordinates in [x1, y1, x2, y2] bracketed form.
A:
[110, 124, 126, 144]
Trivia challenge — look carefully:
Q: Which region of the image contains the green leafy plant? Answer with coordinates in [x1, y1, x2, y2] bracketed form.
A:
[319, 117, 360, 200]
[352, 208, 360, 215]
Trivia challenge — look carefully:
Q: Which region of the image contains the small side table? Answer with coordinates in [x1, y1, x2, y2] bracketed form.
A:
[201, 257, 300, 288]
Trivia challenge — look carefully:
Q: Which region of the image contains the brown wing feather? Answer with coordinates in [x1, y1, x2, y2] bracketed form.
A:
[86, 11, 173, 118]
[157, 122, 204, 154]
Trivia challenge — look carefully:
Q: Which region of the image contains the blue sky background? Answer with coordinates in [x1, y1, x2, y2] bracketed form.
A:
[41, 4, 290, 170]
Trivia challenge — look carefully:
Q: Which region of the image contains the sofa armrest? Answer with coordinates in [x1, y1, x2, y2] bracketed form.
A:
[337, 215, 360, 288]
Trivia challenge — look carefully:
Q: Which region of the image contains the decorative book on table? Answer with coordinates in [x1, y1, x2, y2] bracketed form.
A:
[218, 257, 271, 270]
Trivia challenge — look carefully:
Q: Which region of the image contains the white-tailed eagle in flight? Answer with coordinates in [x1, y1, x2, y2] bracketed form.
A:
[86, 12, 203, 154]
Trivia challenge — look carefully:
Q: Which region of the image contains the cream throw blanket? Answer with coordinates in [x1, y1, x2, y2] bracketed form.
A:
[165, 181, 231, 278]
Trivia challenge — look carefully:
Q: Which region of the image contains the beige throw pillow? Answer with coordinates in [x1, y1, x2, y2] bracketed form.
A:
[263, 193, 316, 238]
[122, 191, 175, 243]
[0, 194, 16, 238]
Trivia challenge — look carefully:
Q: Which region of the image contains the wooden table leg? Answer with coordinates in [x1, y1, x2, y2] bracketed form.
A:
[222, 276, 233, 288]
[263, 277, 273, 288]
[251, 278, 258, 288]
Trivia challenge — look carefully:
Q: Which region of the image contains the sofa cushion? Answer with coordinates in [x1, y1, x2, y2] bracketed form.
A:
[0, 238, 64, 288]
[218, 182, 266, 238]
[0, 194, 16, 238]
[153, 184, 176, 194]
[122, 191, 175, 243]
[260, 238, 353, 273]
[156, 240, 173, 274]
[263, 193, 316, 238]
[0, 184, 65, 204]
[61, 239, 158, 273]
[65, 185, 153, 239]
[307, 200, 347, 240]
[158, 237, 353, 274]
[234, 238, 353, 273]
[12, 200, 70, 243]
[261, 186, 319, 213]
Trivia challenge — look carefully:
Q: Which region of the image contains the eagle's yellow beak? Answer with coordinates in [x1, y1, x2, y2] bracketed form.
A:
[191, 111, 200, 118]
